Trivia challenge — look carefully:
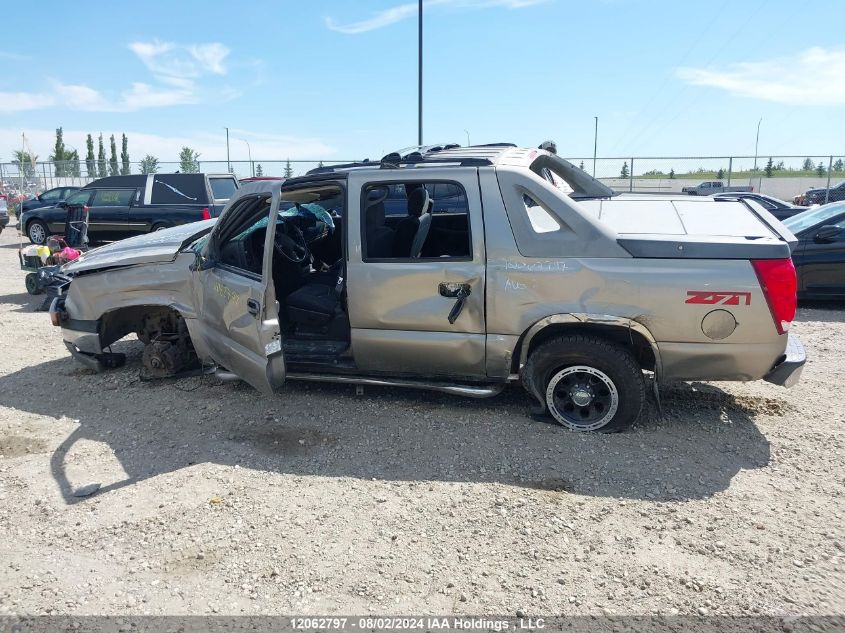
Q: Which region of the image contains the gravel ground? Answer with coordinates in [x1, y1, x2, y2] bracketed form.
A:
[0, 226, 843, 618]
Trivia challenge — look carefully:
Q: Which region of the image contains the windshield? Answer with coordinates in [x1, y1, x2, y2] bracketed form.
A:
[783, 202, 845, 233]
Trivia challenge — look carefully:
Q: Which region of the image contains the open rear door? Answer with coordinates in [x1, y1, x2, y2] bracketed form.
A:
[192, 189, 285, 394]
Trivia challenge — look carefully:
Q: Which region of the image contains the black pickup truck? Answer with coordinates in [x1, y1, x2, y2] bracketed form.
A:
[20, 173, 239, 244]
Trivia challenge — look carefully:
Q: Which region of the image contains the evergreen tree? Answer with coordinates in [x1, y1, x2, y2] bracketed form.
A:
[776, 160, 785, 170]
[139, 155, 160, 174]
[179, 147, 200, 173]
[802, 157, 814, 171]
[255, 164, 263, 177]
[120, 134, 130, 175]
[52, 127, 67, 176]
[283, 159, 293, 178]
[833, 159, 844, 172]
[68, 150, 81, 177]
[85, 134, 96, 178]
[816, 162, 826, 177]
[13, 151, 37, 179]
[620, 162, 629, 179]
[97, 134, 107, 178]
[717, 168, 725, 179]
[108, 135, 119, 176]
[317, 160, 324, 168]
[764, 157, 774, 178]
[579, 161, 585, 170]
[669, 168, 675, 179]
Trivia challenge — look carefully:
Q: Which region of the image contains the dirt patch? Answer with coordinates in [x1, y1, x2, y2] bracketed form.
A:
[0, 432, 48, 458]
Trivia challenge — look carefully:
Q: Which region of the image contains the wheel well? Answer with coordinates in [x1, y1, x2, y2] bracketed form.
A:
[517, 323, 656, 374]
[100, 305, 188, 349]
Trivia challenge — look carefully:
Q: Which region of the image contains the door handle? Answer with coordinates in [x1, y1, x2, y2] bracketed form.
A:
[246, 298, 261, 317]
[441, 284, 471, 324]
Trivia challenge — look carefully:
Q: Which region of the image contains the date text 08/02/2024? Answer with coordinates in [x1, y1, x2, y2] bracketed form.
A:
[289, 617, 547, 630]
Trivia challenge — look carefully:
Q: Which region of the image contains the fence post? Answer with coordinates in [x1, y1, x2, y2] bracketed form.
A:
[727, 157, 732, 187]
[629, 157, 634, 192]
[824, 155, 833, 204]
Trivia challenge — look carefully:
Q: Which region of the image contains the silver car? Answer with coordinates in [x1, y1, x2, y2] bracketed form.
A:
[49, 145, 805, 432]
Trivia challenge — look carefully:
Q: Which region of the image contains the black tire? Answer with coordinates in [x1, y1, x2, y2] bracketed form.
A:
[25, 273, 42, 295]
[27, 219, 49, 245]
[151, 223, 169, 232]
[522, 334, 645, 433]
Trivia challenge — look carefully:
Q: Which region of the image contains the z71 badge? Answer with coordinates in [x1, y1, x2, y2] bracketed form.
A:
[685, 290, 751, 306]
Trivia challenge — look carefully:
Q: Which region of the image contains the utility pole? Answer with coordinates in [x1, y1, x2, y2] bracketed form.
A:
[592, 116, 598, 177]
[464, 130, 470, 146]
[418, 0, 423, 146]
[753, 117, 762, 191]
[225, 127, 231, 173]
[241, 139, 253, 177]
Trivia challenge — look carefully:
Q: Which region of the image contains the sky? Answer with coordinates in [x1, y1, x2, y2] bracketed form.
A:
[1, 0, 842, 170]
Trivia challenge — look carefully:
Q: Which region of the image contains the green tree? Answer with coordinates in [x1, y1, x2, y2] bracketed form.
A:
[97, 134, 107, 178]
[669, 168, 675, 179]
[283, 159, 293, 178]
[579, 161, 585, 170]
[255, 164, 263, 177]
[816, 162, 826, 177]
[179, 146, 200, 173]
[108, 135, 119, 176]
[802, 157, 814, 172]
[776, 160, 785, 170]
[764, 157, 774, 178]
[85, 134, 96, 178]
[120, 134, 130, 175]
[833, 159, 844, 172]
[51, 127, 67, 176]
[68, 150, 81, 177]
[717, 168, 725, 179]
[620, 162, 629, 179]
[139, 154, 160, 174]
[13, 150, 38, 179]
[317, 160, 324, 168]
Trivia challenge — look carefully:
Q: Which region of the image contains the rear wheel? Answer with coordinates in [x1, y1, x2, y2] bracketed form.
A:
[522, 335, 645, 433]
[151, 223, 169, 232]
[27, 220, 48, 245]
[25, 273, 41, 295]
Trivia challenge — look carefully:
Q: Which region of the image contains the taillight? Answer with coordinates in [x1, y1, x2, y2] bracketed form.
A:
[751, 258, 797, 335]
[201, 207, 211, 220]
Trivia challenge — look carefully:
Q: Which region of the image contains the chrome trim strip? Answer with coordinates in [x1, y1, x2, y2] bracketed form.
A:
[286, 372, 505, 398]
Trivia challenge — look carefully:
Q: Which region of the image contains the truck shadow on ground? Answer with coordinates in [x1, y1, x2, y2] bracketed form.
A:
[0, 340, 774, 505]
[0, 291, 50, 313]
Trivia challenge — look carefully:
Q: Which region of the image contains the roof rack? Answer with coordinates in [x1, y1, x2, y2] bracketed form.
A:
[306, 143, 518, 175]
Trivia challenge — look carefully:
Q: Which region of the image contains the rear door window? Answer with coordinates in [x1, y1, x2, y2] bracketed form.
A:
[209, 177, 238, 201]
[91, 189, 135, 207]
[151, 175, 208, 205]
[65, 190, 93, 205]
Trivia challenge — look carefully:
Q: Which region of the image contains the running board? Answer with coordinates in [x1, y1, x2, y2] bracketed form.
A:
[286, 372, 506, 399]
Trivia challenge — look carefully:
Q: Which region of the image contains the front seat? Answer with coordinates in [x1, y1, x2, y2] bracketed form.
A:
[409, 188, 432, 258]
[392, 185, 428, 257]
[286, 283, 340, 326]
[364, 188, 394, 258]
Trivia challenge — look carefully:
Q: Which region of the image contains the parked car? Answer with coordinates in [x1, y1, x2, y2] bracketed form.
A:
[50, 145, 803, 433]
[782, 202, 845, 299]
[0, 197, 8, 233]
[20, 186, 79, 213]
[682, 181, 753, 195]
[711, 192, 807, 221]
[795, 182, 845, 206]
[20, 173, 239, 245]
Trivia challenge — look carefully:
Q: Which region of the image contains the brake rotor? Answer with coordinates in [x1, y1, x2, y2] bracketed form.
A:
[141, 340, 183, 379]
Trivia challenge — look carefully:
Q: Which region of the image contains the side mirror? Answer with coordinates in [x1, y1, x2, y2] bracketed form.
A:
[813, 225, 842, 243]
[56, 201, 67, 208]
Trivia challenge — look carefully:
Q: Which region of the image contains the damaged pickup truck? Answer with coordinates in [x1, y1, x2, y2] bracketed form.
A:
[49, 144, 805, 432]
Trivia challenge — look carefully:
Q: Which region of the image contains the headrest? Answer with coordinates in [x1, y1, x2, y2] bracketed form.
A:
[407, 186, 430, 218]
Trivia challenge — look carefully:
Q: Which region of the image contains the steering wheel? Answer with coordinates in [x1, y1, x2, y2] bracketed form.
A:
[273, 223, 309, 263]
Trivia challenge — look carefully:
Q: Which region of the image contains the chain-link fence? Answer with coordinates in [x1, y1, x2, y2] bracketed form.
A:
[2, 155, 844, 212]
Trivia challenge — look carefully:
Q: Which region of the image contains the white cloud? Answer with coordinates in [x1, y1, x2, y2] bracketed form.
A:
[677, 47, 845, 106]
[326, 0, 547, 34]
[0, 128, 336, 164]
[121, 83, 197, 109]
[0, 92, 54, 112]
[129, 39, 230, 79]
[53, 82, 111, 111]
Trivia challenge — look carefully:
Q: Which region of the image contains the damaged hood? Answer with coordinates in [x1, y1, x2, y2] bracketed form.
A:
[63, 220, 216, 274]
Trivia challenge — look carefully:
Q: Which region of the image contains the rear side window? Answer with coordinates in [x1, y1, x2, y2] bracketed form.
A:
[40, 189, 62, 202]
[91, 189, 134, 207]
[209, 177, 238, 200]
[66, 190, 92, 205]
[151, 175, 208, 205]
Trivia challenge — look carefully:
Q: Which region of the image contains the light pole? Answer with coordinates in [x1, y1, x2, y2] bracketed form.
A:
[241, 139, 253, 177]
[464, 129, 470, 146]
[753, 117, 762, 191]
[592, 116, 598, 177]
[224, 127, 231, 173]
[418, 0, 423, 146]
